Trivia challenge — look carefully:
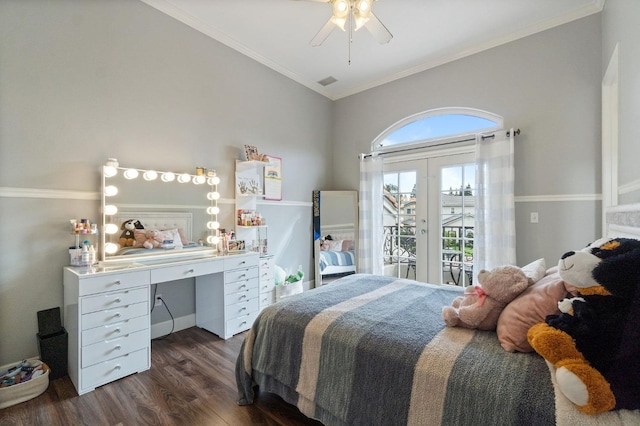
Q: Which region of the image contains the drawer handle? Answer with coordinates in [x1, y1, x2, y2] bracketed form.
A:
[114, 364, 121, 371]
[114, 328, 121, 334]
[114, 298, 121, 303]
[114, 345, 122, 351]
[239, 295, 247, 300]
[114, 313, 121, 318]
[186, 269, 194, 274]
[238, 274, 246, 279]
[114, 280, 122, 286]
[239, 284, 246, 289]
[240, 307, 247, 312]
[239, 321, 247, 327]
[240, 260, 246, 265]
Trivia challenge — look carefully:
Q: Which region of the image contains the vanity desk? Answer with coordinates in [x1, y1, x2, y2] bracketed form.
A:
[63, 251, 259, 395]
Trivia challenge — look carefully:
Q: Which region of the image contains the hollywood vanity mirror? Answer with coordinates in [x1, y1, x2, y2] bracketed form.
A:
[100, 159, 222, 264]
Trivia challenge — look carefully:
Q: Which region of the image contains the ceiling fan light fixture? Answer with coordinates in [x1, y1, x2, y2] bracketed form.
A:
[354, 0, 372, 30]
[331, 0, 350, 31]
[331, 16, 347, 31]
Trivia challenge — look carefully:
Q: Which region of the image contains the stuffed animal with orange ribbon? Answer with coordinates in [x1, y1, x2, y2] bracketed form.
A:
[442, 265, 530, 330]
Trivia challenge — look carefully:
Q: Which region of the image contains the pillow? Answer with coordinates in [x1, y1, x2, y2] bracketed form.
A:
[342, 240, 355, 251]
[161, 228, 185, 248]
[496, 267, 572, 352]
[520, 258, 546, 284]
[324, 240, 344, 251]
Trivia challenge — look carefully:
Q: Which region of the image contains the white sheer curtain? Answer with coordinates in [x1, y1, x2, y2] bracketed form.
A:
[358, 153, 384, 275]
[474, 129, 516, 271]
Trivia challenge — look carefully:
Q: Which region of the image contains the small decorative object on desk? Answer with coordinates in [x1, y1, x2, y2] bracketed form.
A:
[228, 240, 245, 251]
[69, 219, 98, 266]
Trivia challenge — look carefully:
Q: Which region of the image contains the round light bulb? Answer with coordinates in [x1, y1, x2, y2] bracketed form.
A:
[103, 165, 118, 178]
[105, 242, 119, 254]
[211, 236, 220, 244]
[206, 235, 215, 245]
[207, 221, 220, 230]
[208, 176, 221, 185]
[207, 191, 220, 200]
[143, 170, 158, 181]
[161, 172, 175, 182]
[178, 173, 191, 183]
[104, 185, 118, 197]
[194, 175, 206, 185]
[104, 205, 118, 215]
[124, 169, 139, 179]
[206, 206, 220, 215]
[104, 223, 119, 234]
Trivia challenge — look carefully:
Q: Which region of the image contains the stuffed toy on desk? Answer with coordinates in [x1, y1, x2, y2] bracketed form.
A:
[527, 237, 640, 414]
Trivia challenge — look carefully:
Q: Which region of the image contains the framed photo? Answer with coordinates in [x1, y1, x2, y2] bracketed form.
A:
[264, 155, 282, 201]
[244, 144, 259, 161]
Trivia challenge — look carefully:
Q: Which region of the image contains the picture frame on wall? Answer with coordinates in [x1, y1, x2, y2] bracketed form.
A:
[263, 155, 282, 201]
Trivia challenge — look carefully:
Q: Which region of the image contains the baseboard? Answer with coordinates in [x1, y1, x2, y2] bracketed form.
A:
[151, 313, 196, 339]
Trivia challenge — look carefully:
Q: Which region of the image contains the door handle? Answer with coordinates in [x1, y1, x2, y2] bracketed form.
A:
[421, 229, 427, 235]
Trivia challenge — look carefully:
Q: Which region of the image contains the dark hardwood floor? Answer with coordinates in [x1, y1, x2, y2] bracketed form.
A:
[0, 327, 322, 425]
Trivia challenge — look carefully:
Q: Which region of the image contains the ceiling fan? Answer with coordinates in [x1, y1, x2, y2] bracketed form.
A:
[300, 0, 393, 47]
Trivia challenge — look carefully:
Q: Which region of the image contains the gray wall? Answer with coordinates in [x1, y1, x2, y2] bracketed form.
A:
[602, 0, 640, 205]
[0, 0, 330, 364]
[332, 14, 604, 267]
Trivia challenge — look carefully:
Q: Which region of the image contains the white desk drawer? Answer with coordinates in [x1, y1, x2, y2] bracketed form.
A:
[225, 277, 258, 295]
[260, 291, 276, 308]
[82, 301, 148, 330]
[259, 280, 275, 293]
[78, 270, 150, 296]
[225, 287, 259, 305]
[81, 347, 149, 391]
[150, 260, 223, 284]
[82, 315, 149, 346]
[259, 257, 274, 270]
[81, 287, 148, 315]
[224, 255, 258, 270]
[226, 312, 258, 337]
[82, 328, 150, 368]
[226, 297, 259, 320]
[225, 267, 258, 284]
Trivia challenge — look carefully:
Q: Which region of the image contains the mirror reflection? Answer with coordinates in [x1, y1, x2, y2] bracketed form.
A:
[101, 162, 220, 263]
[312, 190, 358, 287]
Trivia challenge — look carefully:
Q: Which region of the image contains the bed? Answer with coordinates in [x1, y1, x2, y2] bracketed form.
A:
[316, 228, 357, 277]
[236, 204, 640, 426]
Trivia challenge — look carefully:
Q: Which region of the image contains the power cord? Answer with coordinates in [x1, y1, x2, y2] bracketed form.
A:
[150, 285, 175, 340]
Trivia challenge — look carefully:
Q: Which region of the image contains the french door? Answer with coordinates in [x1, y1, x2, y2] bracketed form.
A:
[383, 152, 476, 286]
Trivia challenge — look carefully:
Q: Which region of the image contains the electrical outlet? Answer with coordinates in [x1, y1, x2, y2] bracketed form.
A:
[155, 294, 162, 307]
[530, 212, 539, 223]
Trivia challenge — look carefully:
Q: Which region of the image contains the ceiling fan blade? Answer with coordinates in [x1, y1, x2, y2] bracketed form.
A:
[363, 11, 392, 44]
[310, 17, 337, 47]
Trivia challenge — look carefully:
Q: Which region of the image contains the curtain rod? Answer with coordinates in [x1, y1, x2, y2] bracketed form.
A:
[360, 128, 520, 159]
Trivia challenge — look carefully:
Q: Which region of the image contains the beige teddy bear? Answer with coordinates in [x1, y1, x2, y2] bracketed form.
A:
[442, 265, 530, 331]
[141, 229, 165, 249]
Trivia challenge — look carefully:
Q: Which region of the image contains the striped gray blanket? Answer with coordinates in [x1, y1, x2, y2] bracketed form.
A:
[236, 274, 640, 426]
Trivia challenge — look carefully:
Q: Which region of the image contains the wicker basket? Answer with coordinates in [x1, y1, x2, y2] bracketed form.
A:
[0, 359, 50, 409]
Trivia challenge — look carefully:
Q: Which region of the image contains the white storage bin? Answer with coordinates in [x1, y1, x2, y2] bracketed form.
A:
[275, 280, 303, 301]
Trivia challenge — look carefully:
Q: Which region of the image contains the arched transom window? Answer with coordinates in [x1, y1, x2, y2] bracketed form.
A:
[374, 108, 503, 152]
